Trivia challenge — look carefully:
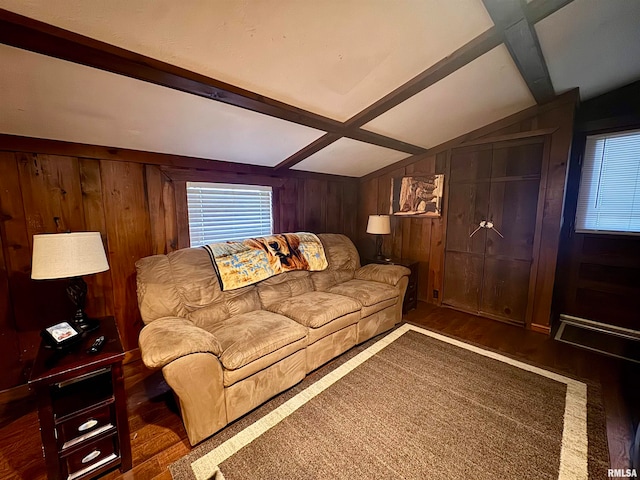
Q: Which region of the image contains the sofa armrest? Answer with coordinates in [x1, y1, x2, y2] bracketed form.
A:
[138, 316, 223, 369]
[355, 263, 411, 287]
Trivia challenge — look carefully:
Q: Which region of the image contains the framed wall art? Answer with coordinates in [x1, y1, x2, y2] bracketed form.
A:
[390, 174, 444, 217]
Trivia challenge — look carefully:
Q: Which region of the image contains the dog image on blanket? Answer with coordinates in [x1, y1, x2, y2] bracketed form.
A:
[204, 232, 328, 291]
[245, 235, 310, 271]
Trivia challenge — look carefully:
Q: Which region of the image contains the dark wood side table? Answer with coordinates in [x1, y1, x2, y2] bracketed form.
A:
[29, 317, 132, 480]
[364, 258, 419, 313]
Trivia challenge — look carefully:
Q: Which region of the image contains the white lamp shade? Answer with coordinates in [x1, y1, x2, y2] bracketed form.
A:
[366, 215, 391, 235]
[31, 232, 110, 280]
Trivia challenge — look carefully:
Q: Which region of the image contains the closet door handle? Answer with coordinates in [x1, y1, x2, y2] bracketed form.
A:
[486, 221, 504, 238]
[469, 220, 504, 238]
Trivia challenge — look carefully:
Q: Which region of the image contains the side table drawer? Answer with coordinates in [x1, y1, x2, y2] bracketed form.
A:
[63, 434, 119, 480]
[58, 403, 116, 450]
[52, 368, 113, 419]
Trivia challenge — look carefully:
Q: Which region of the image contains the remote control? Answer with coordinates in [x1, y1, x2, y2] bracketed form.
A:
[87, 335, 106, 354]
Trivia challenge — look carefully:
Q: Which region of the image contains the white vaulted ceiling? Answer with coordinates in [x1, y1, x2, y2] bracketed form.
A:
[0, 0, 638, 177]
[0, 44, 324, 166]
[362, 45, 535, 149]
[0, 0, 494, 121]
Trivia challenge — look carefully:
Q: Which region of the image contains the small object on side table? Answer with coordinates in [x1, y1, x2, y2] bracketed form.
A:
[29, 317, 131, 480]
[87, 335, 106, 355]
[364, 257, 419, 313]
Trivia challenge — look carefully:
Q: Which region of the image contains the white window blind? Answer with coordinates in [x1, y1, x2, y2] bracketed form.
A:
[187, 182, 273, 246]
[575, 129, 640, 234]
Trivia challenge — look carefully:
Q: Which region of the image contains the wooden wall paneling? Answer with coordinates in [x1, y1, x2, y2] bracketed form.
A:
[15, 153, 88, 357]
[301, 179, 327, 233]
[428, 151, 450, 305]
[16, 153, 85, 238]
[564, 236, 640, 330]
[162, 175, 178, 253]
[530, 102, 575, 332]
[0, 215, 22, 389]
[524, 137, 551, 326]
[378, 167, 405, 259]
[173, 181, 189, 250]
[405, 155, 436, 301]
[0, 152, 37, 372]
[341, 182, 358, 242]
[0, 152, 37, 375]
[276, 178, 299, 234]
[78, 158, 115, 319]
[100, 160, 152, 351]
[144, 165, 168, 256]
[325, 181, 343, 235]
[357, 177, 379, 258]
[271, 183, 281, 233]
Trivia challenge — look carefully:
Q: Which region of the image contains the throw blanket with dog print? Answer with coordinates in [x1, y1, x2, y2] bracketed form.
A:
[203, 232, 328, 291]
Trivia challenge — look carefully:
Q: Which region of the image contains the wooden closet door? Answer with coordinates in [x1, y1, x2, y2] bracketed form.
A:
[443, 138, 546, 325]
[480, 140, 544, 324]
[442, 145, 492, 311]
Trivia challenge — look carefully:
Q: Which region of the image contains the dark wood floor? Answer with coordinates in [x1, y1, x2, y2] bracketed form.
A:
[1, 302, 638, 479]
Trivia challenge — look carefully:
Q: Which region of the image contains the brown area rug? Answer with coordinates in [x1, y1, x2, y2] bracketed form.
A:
[170, 324, 609, 480]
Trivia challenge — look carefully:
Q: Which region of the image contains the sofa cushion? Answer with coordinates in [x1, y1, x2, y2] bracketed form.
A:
[257, 271, 314, 308]
[204, 310, 307, 370]
[327, 279, 397, 309]
[187, 287, 261, 329]
[355, 264, 411, 286]
[309, 234, 360, 292]
[266, 291, 361, 328]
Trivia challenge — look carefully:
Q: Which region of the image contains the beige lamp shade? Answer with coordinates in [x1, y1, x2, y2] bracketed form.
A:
[366, 215, 391, 235]
[31, 232, 110, 280]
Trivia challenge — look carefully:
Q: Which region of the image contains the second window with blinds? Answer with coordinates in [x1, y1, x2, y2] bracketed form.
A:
[186, 182, 273, 247]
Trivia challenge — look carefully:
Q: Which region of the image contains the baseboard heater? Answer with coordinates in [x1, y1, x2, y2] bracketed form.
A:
[555, 314, 640, 364]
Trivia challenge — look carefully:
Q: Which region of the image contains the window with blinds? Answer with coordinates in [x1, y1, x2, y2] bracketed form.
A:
[575, 129, 640, 234]
[187, 182, 273, 246]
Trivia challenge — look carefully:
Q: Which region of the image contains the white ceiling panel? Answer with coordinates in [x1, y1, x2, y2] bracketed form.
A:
[292, 138, 409, 177]
[362, 45, 536, 149]
[0, 44, 324, 166]
[535, 0, 640, 100]
[0, 0, 494, 121]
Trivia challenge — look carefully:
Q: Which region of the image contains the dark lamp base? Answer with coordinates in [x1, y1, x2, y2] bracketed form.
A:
[73, 317, 100, 333]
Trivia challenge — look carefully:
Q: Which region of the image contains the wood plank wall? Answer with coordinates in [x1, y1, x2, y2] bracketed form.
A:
[555, 81, 640, 331]
[0, 140, 358, 391]
[358, 94, 576, 333]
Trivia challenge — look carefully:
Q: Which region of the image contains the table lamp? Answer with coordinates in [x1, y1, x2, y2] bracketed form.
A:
[31, 232, 109, 332]
[366, 215, 391, 260]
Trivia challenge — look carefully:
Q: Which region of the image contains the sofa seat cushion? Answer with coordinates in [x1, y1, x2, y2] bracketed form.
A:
[205, 310, 307, 370]
[327, 279, 398, 313]
[266, 291, 361, 329]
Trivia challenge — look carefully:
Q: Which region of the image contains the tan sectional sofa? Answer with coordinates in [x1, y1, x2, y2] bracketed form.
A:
[135, 233, 410, 445]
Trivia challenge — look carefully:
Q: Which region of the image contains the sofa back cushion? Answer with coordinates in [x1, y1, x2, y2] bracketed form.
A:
[136, 247, 260, 324]
[136, 233, 360, 323]
[187, 287, 261, 329]
[136, 254, 188, 324]
[311, 234, 361, 291]
[256, 270, 314, 308]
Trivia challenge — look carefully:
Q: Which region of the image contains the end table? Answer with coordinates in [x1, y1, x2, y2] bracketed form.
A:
[29, 316, 132, 480]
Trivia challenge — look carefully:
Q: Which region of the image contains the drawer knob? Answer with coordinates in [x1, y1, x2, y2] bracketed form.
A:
[78, 419, 98, 432]
[82, 450, 101, 464]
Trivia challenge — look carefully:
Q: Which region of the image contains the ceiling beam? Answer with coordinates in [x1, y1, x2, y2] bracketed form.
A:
[274, 133, 341, 171]
[0, 1, 573, 174]
[483, 0, 555, 104]
[345, 28, 503, 129]
[525, 0, 575, 24]
[0, 8, 424, 157]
